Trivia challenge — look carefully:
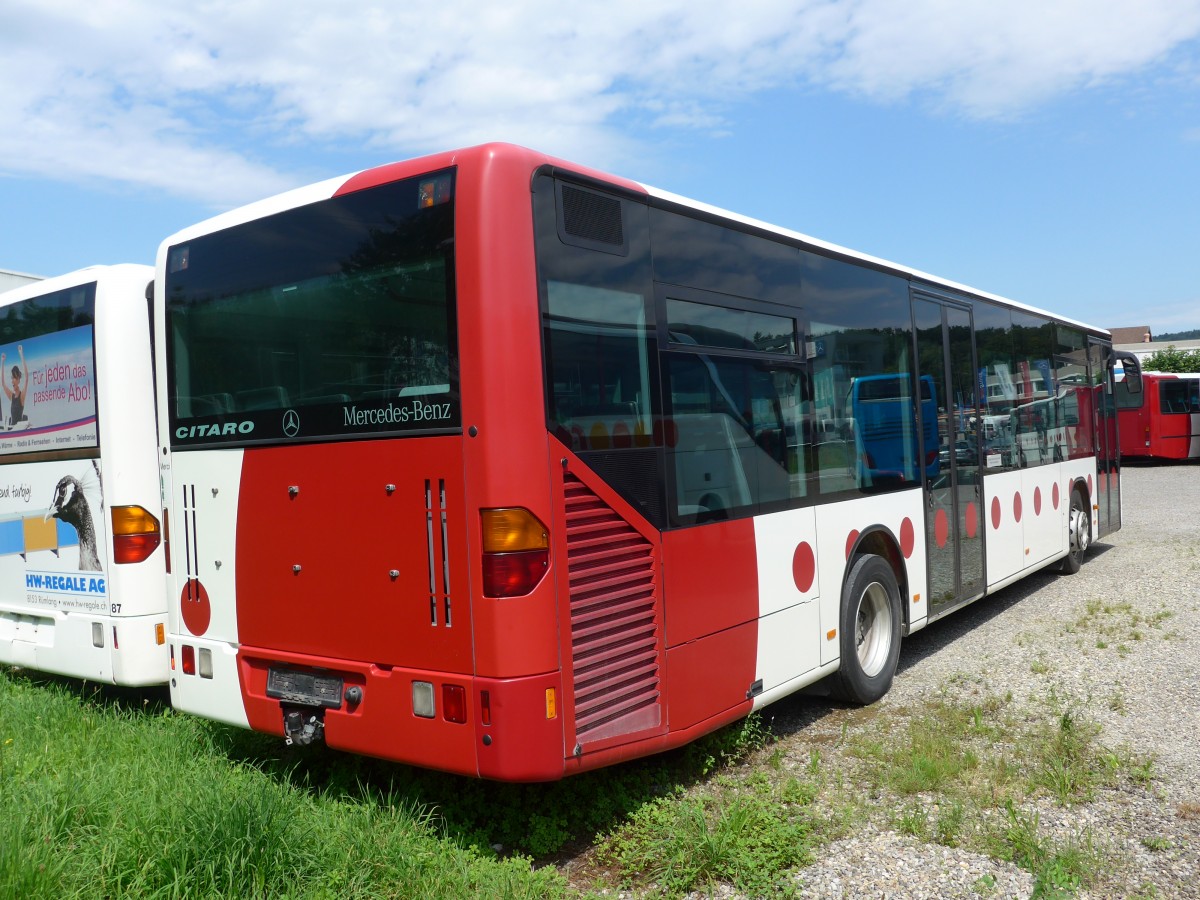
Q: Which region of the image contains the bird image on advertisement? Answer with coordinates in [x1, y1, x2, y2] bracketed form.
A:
[46, 474, 102, 571]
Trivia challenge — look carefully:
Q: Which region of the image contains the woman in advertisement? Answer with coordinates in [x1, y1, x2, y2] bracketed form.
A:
[1, 344, 28, 428]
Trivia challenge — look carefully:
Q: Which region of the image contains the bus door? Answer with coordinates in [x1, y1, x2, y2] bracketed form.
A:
[1089, 339, 1122, 536]
[913, 295, 984, 616]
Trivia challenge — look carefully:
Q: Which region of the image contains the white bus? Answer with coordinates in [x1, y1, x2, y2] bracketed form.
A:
[0, 265, 167, 685]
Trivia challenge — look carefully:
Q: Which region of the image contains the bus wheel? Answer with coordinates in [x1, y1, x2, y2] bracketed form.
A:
[832, 554, 902, 705]
[1060, 489, 1090, 575]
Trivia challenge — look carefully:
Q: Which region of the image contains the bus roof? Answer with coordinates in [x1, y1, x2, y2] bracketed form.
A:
[157, 141, 1110, 340]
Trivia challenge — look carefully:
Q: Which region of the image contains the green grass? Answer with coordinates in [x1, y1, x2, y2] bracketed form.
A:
[1, 667, 1167, 899]
[841, 693, 1157, 897]
[0, 671, 574, 899]
[1, 668, 783, 899]
[598, 780, 830, 898]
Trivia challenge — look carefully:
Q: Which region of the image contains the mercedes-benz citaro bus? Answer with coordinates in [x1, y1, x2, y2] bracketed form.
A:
[156, 144, 1137, 780]
[0, 264, 166, 685]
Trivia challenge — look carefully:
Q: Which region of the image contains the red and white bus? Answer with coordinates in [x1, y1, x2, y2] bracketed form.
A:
[1116, 371, 1199, 460]
[156, 144, 1135, 780]
[0, 265, 167, 685]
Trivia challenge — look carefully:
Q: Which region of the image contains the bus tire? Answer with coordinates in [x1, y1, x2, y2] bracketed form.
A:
[1059, 488, 1090, 575]
[832, 554, 902, 705]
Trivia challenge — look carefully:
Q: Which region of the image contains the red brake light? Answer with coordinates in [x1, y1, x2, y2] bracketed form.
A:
[163, 507, 172, 573]
[482, 550, 549, 598]
[181, 644, 196, 675]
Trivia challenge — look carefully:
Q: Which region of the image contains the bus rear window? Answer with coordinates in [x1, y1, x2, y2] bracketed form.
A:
[166, 170, 459, 446]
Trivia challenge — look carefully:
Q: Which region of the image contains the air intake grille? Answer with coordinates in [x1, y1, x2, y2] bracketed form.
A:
[561, 185, 624, 246]
[564, 474, 661, 743]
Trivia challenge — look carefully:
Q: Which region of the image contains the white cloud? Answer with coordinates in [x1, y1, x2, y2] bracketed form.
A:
[2, 0, 1198, 206]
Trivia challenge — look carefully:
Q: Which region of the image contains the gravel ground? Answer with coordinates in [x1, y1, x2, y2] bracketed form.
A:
[666, 462, 1199, 900]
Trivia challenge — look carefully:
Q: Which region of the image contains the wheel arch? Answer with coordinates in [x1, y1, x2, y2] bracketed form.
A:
[846, 525, 910, 632]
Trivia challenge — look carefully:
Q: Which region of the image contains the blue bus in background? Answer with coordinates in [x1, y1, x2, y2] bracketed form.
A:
[851, 373, 939, 487]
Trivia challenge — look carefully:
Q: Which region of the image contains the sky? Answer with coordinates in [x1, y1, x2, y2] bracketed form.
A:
[2, 0, 1199, 334]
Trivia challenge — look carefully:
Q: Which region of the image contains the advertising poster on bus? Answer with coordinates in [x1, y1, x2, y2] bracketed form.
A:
[0, 325, 98, 457]
[0, 459, 109, 614]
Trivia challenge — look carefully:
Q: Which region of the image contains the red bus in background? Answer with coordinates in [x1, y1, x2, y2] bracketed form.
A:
[156, 143, 1134, 781]
[1116, 371, 1200, 460]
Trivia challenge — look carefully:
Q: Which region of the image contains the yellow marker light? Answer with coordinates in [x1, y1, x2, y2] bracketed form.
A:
[826, 629, 837, 641]
[545, 688, 557, 720]
[481, 508, 548, 552]
[913, 594, 921, 604]
[155, 623, 166, 645]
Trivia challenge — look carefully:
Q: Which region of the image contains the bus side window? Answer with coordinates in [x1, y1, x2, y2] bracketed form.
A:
[664, 354, 803, 523]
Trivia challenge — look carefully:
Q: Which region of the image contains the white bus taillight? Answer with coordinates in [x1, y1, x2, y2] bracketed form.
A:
[111, 505, 162, 564]
[480, 508, 549, 598]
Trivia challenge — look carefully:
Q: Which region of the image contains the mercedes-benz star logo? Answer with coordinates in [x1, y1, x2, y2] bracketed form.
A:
[282, 409, 301, 438]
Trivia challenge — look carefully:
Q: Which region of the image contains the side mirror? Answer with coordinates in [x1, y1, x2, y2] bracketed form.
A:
[1112, 350, 1142, 394]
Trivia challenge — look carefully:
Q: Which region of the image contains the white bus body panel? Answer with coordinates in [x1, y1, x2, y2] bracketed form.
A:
[164, 448, 249, 727]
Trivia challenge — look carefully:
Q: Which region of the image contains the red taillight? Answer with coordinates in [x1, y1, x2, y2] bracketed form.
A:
[480, 690, 491, 726]
[163, 507, 172, 573]
[481, 508, 549, 598]
[442, 684, 467, 724]
[181, 644, 196, 675]
[482, 550, 549, 598]
[111, 506, 162, 564]
[170, 644, 176, 671]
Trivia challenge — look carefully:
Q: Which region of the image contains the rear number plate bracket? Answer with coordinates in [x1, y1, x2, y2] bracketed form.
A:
[266, 668, 344, 709]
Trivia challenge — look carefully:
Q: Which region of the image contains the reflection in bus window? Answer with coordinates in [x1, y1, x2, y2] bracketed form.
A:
[665, 354, 807, 523]
[851, 374, 937, 488]
[544, 281, 654, 450]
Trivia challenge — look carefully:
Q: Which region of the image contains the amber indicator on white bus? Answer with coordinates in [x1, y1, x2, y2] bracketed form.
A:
[111, 505, 162, 564]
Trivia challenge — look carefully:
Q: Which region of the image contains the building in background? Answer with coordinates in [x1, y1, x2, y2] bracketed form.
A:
[1110, 324, 1200, 365]
[0, 269, 42, 293]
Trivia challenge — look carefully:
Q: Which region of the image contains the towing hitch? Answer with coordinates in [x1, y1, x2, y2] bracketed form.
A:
[282, 706, 326, 746]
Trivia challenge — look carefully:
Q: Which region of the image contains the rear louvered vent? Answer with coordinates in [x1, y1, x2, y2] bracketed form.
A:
[565, 475, 661, 744]
[561, 185, 624, 246]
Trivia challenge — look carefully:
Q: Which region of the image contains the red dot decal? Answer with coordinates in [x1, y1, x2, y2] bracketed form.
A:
[965, 502, 978, 539]
[845, 529, 860, 560]
[899, 517, 915, 558]
[1053, 482, 1061, 509]
[934, 508, 949, 548]
[180, 578, 212, 636]
[991, 496, 1002, 529]
[1034, 486, 1042, 516]
[792, 542, 816, 593]
[1013, 492, 1023, 523]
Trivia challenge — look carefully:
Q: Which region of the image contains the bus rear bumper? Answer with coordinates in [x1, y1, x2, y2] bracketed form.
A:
[2, 609, 167, 686]
[230, 646, 567, 780]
